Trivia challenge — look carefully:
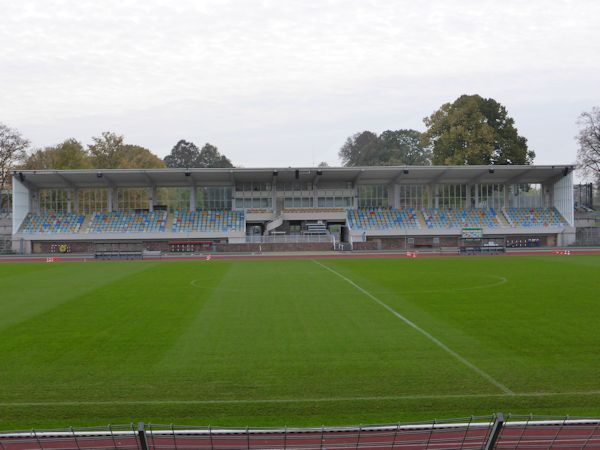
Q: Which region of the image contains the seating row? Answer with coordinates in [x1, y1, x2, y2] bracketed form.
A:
[19, 212, 85, 233]
[172, 210, 245, 232]
[19, 210, 245, 234]
[422, 208, 500, 229]
[347, 208, 420, 230]
[504, 207, 568, 227]
[17, 207, 569, 234]
[88, 211, 167, 233]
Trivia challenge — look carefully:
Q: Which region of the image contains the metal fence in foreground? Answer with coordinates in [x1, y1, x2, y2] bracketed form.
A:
[1, 415, 600, 449]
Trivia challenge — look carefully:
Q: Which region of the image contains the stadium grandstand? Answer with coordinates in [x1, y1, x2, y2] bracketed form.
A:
[9, 165, 575, 254]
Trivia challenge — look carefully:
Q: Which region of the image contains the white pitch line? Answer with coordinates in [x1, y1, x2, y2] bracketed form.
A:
[2, 390, 600, 407]
[312, 259, 515, 396]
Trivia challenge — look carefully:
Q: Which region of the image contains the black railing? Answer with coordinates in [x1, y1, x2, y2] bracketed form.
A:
[1, 415, 600, 449]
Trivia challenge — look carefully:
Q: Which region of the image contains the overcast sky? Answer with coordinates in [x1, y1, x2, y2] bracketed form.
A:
[1, 0, 599, 170]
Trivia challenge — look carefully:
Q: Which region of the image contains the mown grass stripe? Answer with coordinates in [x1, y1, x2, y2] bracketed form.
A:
[3, 390, 600, 407]
[312, 259, 515, 395]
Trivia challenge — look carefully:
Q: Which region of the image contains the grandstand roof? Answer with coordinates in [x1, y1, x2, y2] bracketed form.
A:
[13, 165, 574, 189]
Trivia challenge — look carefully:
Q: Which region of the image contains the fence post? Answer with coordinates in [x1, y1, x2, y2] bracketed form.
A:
[70, 426, 81, 450]
[484, 413, 505, 450]
[138, 422, 149, 450]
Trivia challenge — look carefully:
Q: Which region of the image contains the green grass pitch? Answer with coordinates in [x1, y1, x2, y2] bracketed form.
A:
[1, 255, 600, 429]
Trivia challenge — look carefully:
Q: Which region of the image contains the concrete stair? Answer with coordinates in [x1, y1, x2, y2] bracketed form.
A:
[165, 212, 175, 232]
[499, 208, 513, 227]
[81, 213, 94, 233]
[415, 210, 428, 229]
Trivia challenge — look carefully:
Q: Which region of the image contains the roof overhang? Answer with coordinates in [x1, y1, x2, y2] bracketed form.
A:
[12, 165, 575, 189]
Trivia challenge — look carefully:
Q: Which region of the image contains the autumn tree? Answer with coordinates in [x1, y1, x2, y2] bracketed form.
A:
[423, 95, 534, 165]
[88, 132, 164, 168]
[0, 123, 29, 210]
[22, 139, 92, 170]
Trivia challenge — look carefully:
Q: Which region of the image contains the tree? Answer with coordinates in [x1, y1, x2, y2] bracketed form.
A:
[119, 145, 166, 169]
[338, 131, 381, 166]
[317, 161, 329, 167]
[88, 132, 126, 169]
[338, 129, 431, 166]
[197, 143, 233, 168]
[422, 94, 534, 165]
[164, 140, 234, 168]
[164, 140, 201, 168]
[378, 129, 431, 165]
[576, 107, 600, 184]
[22, 139, 92, 170]
[88, 132, 165, 168]
[0, 123, 29, 210]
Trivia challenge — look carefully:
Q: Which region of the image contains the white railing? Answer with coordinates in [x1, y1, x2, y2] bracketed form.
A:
[246, 234, 334, 244]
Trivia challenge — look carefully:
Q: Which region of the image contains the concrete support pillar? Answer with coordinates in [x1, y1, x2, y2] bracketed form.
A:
[31, 190, 40, 213]
[148, 186, 155, 211]
[190, 186, 196, 211]
[73, 190, 79, 214]
[108, 187, 115, 212]
[466, 184, 471, 208]
[67, 190, 72, 213]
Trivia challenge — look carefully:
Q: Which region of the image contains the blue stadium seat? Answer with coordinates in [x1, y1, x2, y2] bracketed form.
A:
[347, 208, 420, 231]
[171, 210, 245, 232]
[19, 212, 85, 233]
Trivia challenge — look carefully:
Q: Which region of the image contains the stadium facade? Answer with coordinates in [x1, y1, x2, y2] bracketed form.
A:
[11, 165, 575, 254]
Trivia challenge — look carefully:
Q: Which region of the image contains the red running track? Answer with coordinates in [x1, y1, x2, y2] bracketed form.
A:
[1, 247, 600, 264]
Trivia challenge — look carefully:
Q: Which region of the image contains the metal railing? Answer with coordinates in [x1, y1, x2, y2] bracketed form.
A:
[246, 234, 334, 244]
[2, 415, 600, 449]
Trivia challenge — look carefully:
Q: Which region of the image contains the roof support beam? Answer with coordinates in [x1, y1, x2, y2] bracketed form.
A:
[55, 172, 77, 190]
[353, 169, 365, 184]
[467, 169, 493, 185]
[141, 171, 155, 187]
[428, 169, 449, 185]
[506, 168, 535, 185]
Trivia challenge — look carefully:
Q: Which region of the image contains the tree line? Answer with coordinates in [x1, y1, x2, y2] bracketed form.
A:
[1, 94, 599, 208]
[340, 95, 535, 167]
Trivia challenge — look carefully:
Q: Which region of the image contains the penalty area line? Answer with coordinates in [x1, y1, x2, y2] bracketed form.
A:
[311, 259, 515, 396]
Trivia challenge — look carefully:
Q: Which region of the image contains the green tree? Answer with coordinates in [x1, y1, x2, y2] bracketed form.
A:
[197, 143, 233, 168]
[164, 140, 201, 168]
[88, 132, 165, 168]
[22, 139, 92, 170]
[576, 106, 600, 185]
[338, 131, 381, 166]
[164, 140, 233, 168]
[338, 129, 430, 166]
[423, 94, 534, 165]
[378, 129, 431, 165]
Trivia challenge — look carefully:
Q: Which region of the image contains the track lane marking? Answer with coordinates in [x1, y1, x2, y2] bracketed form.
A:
[311, 259, 515, 395]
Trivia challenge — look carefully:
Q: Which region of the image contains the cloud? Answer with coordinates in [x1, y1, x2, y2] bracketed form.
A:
[1, 0, 599, 167]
